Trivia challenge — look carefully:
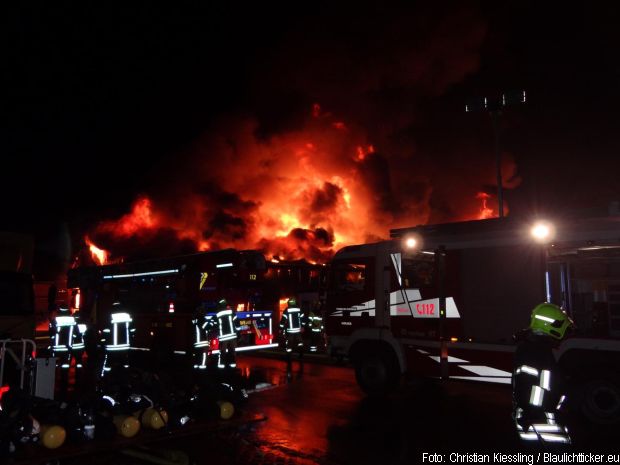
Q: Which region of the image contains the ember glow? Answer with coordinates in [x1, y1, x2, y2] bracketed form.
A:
[84, 104, 520, 264]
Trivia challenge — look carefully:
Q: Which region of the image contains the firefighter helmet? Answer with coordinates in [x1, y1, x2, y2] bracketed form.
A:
[40, 425, 66, 449]
[217, 401, 235, 420]
[216, 298, 228, 310]
[140, 407, 169, 430]
[287, 298, 297, 307]
[530, 303, 573, 340]
[113, 415, 141, 438]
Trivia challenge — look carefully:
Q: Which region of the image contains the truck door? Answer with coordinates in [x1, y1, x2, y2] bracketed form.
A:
[394, 251, 449, 378]
[325, 258, 375, 336]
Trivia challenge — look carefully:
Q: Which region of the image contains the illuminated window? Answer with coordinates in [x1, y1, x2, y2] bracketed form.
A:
[335, 263, 366, 292]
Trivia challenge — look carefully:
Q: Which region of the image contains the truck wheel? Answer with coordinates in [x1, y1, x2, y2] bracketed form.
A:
[581, 378, 620, 425]
[354, 352, 399, 396]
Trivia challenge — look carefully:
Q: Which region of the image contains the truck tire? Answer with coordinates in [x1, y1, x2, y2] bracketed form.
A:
[354, 351, 399, 396]
[580, 378, 620, 425]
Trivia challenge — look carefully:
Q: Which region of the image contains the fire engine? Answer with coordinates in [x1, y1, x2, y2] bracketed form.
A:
[325, 214, 620, 425]
[67, 248, 324, 357]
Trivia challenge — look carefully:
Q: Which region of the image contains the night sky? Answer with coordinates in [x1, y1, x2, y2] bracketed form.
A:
[2, 2, 620, 277]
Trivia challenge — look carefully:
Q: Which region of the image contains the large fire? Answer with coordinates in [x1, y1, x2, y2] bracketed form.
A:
[83, 104, 518, 265]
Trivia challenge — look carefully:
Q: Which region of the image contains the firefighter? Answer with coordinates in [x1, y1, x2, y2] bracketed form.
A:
[49, 307, 75, 371]
[49, 306, 76, 396]
[512, 303, 573, 447]
[101, 303, 135, 376]
[192, 304, 214, 370]
[280, 298, 304, 357]
[214, 299, 238, 370]
[71, 311, 87, 370]
[305, 307, 324, 353]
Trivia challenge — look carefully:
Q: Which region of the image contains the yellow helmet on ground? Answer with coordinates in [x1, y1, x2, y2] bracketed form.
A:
[113, 415, 141, 438]
[40, 425, 66, 449]
[217, 401, 234, 420]
[140, 407, 169, 430]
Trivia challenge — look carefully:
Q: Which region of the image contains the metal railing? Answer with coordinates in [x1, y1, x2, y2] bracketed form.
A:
[0, 338, 36, 390]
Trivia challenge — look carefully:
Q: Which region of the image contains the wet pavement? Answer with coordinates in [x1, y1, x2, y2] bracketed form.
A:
[230, 355, 514, 465]
[240, 356, 361, 465]
[30, 352, 620, 464]
[224, 354, 619, 464]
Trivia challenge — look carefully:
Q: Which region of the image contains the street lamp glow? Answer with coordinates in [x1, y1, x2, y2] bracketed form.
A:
[530, 221, 554, 243]
[405, 237, 417, 249]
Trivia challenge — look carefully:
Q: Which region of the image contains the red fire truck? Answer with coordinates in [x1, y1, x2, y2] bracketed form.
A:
[325, 214, 620, 425]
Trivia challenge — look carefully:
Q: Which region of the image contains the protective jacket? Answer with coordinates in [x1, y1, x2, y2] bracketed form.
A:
[306, 310, 324, 353]
[215, 307, 239, 369]
[71, 314, 86, 369]
[101, 304, 135, 373]
[512, 332, 570, 445]
[216, 309, 238, 342]
[280, 305, 304, 354]
[193, 312, 215, 349]
[280, 306, 304, 334]
[192, 308, 215, 370]
[306, 311, 323, 333]
[49, 308, 76, 369]
[101, 310, 135, 352]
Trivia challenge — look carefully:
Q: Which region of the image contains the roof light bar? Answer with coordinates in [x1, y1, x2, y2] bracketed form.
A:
[103, 269, 179, 280]
[216, 263, 234, 268]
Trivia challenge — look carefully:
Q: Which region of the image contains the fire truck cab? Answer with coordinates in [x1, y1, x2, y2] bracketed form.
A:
[325, 215, 620, 425]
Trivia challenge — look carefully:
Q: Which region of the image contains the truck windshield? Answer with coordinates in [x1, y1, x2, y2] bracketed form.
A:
[0, 272, 34, 315]
[332, 263, 367, 292]
[401, 255, 435, 289]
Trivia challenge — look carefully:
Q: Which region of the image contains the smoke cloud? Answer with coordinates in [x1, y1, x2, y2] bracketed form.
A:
[85, 4, 523, 264]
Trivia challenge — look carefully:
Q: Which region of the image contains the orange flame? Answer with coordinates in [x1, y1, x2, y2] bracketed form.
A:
[476, 192, 495, 220]
[85, 104, 517, 264]
[102, 196, 156, 237]
[85, 236, 109, 265]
